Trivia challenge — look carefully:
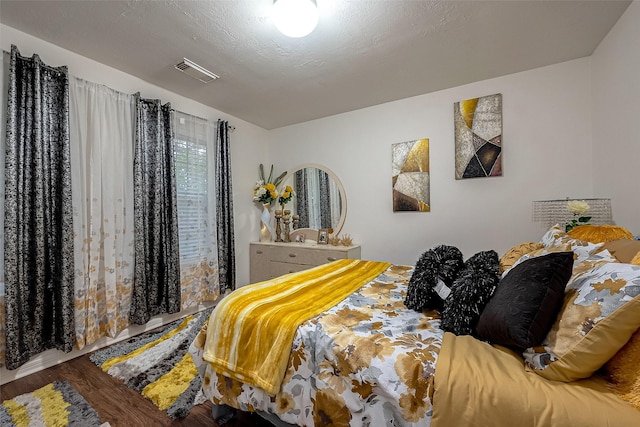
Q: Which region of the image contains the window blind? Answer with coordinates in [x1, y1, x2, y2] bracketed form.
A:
[174, 136, 209, 263]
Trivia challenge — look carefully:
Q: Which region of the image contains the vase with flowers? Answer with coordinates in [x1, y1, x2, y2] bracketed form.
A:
[565, 200, 591, 231]
[253, 164, 286, 242]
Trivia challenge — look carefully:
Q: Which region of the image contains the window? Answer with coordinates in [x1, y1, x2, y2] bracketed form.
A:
[172, 111, 219, 309]
[173, 113, 216, 265]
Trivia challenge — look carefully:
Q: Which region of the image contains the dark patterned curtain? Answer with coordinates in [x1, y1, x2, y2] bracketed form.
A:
[130, 94, 180, 324]
[295, 169, 309, 228]
[318, 169, 332, 229]
[4, 45, 74, 369]
[215, 120, 235, 294]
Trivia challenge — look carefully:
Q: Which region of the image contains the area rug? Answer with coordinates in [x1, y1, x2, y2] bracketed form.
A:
[0, 381, 110, 427]
[90, 308, 212, 419]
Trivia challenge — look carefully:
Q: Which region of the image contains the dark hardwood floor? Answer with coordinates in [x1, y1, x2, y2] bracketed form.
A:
[1, 354, 274, 427]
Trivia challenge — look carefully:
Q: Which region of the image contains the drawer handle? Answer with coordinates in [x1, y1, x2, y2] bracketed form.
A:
[289, 253, 297, 258]
[327, 257, 337, 262]
[256, 250, 263, 254]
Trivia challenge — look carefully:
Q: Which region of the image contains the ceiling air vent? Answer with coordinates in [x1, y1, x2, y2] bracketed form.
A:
[174, 58, 219, 83]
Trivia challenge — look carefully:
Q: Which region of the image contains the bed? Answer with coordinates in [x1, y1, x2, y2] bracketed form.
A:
[189, 225, 640, 426]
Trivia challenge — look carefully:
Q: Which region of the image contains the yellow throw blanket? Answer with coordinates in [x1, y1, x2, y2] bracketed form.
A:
[202, 259, 391, 395]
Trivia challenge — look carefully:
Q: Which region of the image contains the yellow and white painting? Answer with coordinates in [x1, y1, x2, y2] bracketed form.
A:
[392, 139, 430, 212]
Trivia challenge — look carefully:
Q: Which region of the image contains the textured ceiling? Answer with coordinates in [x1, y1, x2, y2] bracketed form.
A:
[0, 0, 631, 129]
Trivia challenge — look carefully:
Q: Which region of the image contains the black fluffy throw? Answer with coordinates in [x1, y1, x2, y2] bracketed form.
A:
[405, 245, 464, 312]
[440, 250, 500, 336]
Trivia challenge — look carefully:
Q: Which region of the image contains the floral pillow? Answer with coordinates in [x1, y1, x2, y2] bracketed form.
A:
[540, 224, 605, 265]
[523, 261, 640, 382]
[569, 248, 619, 277]
[540, 224, 569, 246]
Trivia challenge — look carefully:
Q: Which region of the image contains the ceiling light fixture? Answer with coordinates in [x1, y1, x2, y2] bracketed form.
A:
[272, 0, 319, 38]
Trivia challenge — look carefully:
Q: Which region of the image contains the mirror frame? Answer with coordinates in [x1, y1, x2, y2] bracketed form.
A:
[279, 163, 347, 237]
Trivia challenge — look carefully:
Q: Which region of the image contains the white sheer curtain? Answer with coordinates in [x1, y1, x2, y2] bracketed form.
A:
[329, 179, 341, 228]
[69, 77, 135, 349]
[306, 168, 321, 228]
[173, 111, 220, 310]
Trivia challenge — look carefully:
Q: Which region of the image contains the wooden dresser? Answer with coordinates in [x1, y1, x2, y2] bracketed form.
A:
[249, 242, 362, 283]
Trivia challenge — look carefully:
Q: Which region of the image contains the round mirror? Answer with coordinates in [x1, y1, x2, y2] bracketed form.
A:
[279, 164, 347, 236]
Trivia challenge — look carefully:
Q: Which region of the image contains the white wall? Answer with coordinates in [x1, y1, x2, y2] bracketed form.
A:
[591, 0, 640, 236]
[270, 58, 595, 265]
[0, 24, 268, 286]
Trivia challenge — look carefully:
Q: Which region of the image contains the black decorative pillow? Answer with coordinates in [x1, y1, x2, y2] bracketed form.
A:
[440, 250, 500, 336]
[405, 245, 464, 312]
[476, 251, 573, 349]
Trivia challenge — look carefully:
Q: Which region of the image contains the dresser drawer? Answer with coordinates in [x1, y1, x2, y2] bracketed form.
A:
[269, 247, 347, 266]
[250, 244, 273, 283]
[250, 242, 361, 284]
[250, 244, 273, 258]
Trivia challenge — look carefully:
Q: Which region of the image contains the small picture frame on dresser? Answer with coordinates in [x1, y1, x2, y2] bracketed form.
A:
[317, 229, 329, 245]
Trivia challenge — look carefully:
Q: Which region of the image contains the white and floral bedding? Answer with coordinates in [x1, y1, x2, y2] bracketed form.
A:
[190, 228, 640, 427]
[190, 264, 443, 426]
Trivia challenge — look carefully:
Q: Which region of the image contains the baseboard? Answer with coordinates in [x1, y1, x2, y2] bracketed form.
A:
[0, 303, 214, 386]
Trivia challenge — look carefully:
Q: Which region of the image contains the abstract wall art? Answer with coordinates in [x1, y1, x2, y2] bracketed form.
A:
[454, 93, 502, 179]
[392, 138, 430, 212]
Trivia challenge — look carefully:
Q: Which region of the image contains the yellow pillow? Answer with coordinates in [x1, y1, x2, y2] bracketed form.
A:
[606, 329, 640, 410]
[632, 252, 640, 267]
[567, 224, 634, 244]
[601, 239, 640, 263]
[499, 242, 544, 274]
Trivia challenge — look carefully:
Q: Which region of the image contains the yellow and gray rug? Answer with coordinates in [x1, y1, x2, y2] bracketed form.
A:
[0, 381, 109, 427]
[90, 308, 212, 419]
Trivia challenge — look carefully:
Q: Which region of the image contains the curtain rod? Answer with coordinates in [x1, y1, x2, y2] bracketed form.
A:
[3, 49, 236, 133]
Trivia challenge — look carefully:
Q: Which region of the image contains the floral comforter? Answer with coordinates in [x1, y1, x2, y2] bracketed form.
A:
[190, 264, 443, 426]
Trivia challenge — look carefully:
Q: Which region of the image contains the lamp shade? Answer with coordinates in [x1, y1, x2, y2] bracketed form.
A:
[272, 0, 319, 38]
[532, 198, 613, 229]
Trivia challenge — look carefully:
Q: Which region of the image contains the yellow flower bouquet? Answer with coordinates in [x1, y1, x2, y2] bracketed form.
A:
[278, 185, 295, 208]
[253, 164, 286, 205]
